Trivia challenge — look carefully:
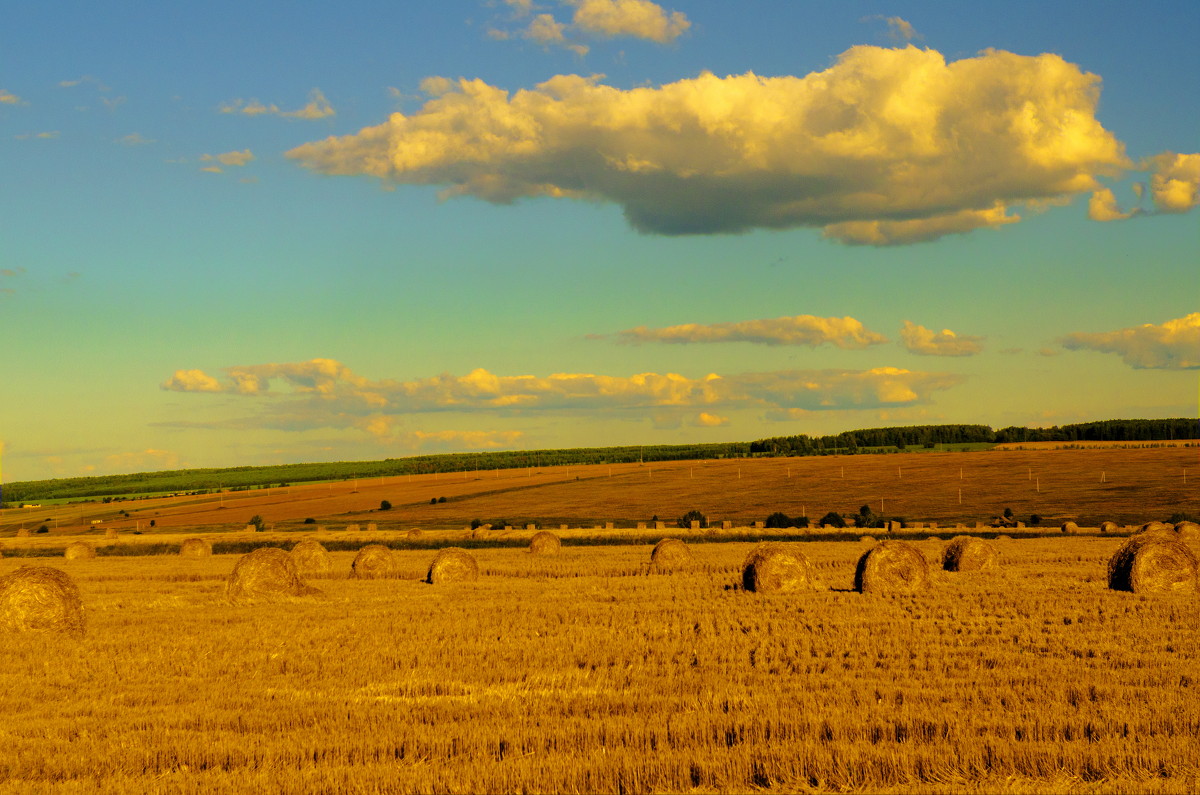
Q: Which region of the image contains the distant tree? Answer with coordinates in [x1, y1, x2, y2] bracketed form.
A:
[380, 500, 392, 511]
[1028, 514, 1042, 526]
[818, 511, 846, 528]
[677, 509, 708, 529]
[248, 514, 265, 532]
[303, 517, 316, 524]
[1003, 507, 1014, 520]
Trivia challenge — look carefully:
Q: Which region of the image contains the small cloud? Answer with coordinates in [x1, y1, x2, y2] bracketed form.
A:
[693, 412, 729, 427]
[220, 88, 335, 120]
[608, 314, 888, 348]
[116, 132, 155, 146]
[1037, 347, 1060, 357]
[899, 321, 984, 357]
[1060, 313, 1200, 369]
[572, 0, 690, 44]
[0, 89, 25, 105]
[103, 448, 181, 474]
[59, 75, 110, 92]
[199, 149, 255, 173]
[886, 16, 919, 42]
[1145, 151, 1200, 214]
[1087, 187, 1136, 221]
[14, 131, 59, 140]
[161, 369, 224, 392]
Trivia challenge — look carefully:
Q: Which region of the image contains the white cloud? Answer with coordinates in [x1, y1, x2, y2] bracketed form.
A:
[160, 359, 964, 437]
[220, 88, 334, 120]
[1146, 151, 1200, 213]
[199, 149, 255, 173]
[899, 321, 984, 356]
[0, 89, 24, 105]
[1061, 313, 1200, 369]
[1087, 187, 1135, 221]
[885, 16, 918, 42]
[103, 448, 181, 474]
[288, 46, 1127, 243]
[571, 0, 690, 43]
[116, 132, 155, 146]
[693, 412, 729, 427]
[608, 314, 888, 348]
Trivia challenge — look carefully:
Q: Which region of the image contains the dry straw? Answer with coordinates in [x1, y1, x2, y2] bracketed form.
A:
[942, 536, 998, 572]
[0, 566, 85, 638]
[179, 537, 213, 558]
[226, 547, 322, 603]
[426, 547, 479, 584]
[650, 538, 695, 569]
[407, 528, 424, 539]
[1175, 521, 1200, 541]
[528, 531, 561, 556]
[16, 528, 30, 538]
[1060, 521, 1081, 534]
[1108, 532, 1198, 594]
[64, 541, 96, 560]
[1099, 521, 1119, 534]
[350, 544, 399, 580]
[104, 527, 118, 540]
[1141, 521, 1173, 533]
[854, 541, 929, 595]
[290, 539, 332, 576]
[741, 543, 813, 593]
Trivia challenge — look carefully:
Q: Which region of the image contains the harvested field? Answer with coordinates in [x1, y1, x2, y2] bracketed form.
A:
[0, 536, 1197, 794]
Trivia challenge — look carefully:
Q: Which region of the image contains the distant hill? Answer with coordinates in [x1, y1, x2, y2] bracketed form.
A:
[2, 418, 1194, 503]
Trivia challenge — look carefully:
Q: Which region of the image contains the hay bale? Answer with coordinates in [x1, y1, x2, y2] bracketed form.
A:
[426, 547, 479, 584]
[854, 541, 929, 595]
[650, 538, 694, 569]
[366, 523, 377, 532]
[347, 524, 360, 533]
[1099, 521, 1119, 534]
[290, 539, 332, 575]
[1108, 534, 1198, 594]
[859, 535, 877, 545]
[64, 541, 96, 560]
[1175, 521, 1200, 541]
[1061, 521, 1080, 534]
[179, 537, 212, 558]
[407, 528, 424, 539]
[17, 528, 30, 538]
[1141, 521, 1173, 533]
[226, 547, 322, 603]
[942, 536, 998, 572]
[350, 544, 399, 579]
[528, 531, 561, 556]
[104, 527, 118, 540]
[0, 566, 85, 638]
[742, 543, 813, 593]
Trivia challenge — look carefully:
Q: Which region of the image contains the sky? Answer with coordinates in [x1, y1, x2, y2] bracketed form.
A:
[1, 0, 1197, 483]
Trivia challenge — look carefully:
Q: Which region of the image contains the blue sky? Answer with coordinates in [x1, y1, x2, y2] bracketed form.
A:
[1, 1, 1197, 482]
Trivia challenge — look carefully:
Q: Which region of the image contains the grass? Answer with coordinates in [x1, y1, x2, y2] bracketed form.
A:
[1, 536, 1198, 794]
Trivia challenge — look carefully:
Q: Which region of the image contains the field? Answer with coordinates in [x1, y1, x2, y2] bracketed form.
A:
[3, 446, 1196, 537]
[1, 534, 1198, 794]
[1, 445, 1197, 794]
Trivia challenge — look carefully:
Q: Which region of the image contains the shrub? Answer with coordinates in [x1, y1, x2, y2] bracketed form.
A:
[470, 518, 484, 530]
[303, 517, 316, 524]
[764, 512, 792, 529]
[438, 496, 447, 503]
[676, 510, 707, 529]
[818, 511, 845, 528]
[247, 515, 265, 532]
[1003, 507, 1014, 519]
[1029, 514, 1042, 526]
[379, 500, 392, 511]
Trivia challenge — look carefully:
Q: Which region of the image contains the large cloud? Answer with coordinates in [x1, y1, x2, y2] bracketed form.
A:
[607, 314, 887, 347]
[1060, 313, 1200, 369]
[900, 321, 984, 356]
[161, 359, 963, 431]
[288, 45, 1128, 243]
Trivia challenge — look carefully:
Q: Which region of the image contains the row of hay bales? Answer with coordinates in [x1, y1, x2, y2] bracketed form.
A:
[6, 525, 1196, 639]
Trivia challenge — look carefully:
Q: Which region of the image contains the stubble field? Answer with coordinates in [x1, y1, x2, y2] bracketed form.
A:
[2, 532, 1198, 795]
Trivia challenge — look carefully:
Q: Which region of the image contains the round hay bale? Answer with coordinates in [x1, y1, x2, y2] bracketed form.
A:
[859, 535, 877, 545]
[650, 538, 695, 569]
[290, 539, 332, 575]
[1108, 534, 1198, 594]
[0, 566, 85, 638]
[64, 541, 96, 560]
[179, 537, 212, 558]
[1061, 521, 1080, 534]
[104, 527, 118, 540]
[854, 541, 929, 595]
[1141, 521, 1173, 533]
[350, 544, 399, 580]
[17, 528, 30, 538]
[528, 531, 561, 556]
[742, 543, 813, 593]
[1098, 521, 1119, 534]
[1175, 521, 1200, 541]
[426, 547, 479, 584]
[407, 528, 424, 539]
[942, 536, 998, 572]
[226, 547, 322, 603]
